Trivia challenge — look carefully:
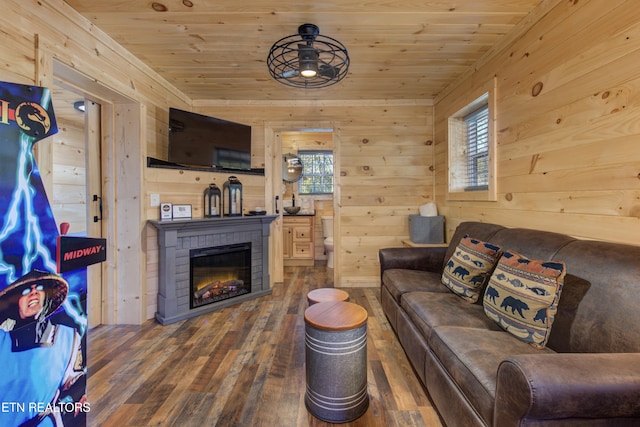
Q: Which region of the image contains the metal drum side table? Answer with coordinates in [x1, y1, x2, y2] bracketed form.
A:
[307, 288, 349, 305]
[304, 301, 369, 423]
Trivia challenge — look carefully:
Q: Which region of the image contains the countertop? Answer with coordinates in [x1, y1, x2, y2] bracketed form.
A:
[283, 211, 316, 216]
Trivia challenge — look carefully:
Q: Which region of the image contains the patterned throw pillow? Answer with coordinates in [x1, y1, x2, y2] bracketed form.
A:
[483, 250, 566, 349]
[441, 235, 502, 303]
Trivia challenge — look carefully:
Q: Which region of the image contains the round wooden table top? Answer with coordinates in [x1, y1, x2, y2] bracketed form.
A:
[307, 288, 350, 305]
[304, 301, 368, 331]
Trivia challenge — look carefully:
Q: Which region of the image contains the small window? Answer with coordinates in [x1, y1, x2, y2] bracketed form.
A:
[464, 105, 489, 190]
[298, 150, 333, 195]
[447, 77, 496, 201]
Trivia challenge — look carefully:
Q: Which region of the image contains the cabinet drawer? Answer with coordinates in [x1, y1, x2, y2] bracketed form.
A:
[292, 242, 313, 258]
[293, 226, 312, 241]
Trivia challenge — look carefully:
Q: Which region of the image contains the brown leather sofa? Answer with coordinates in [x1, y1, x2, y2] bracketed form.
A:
[379, 221, 640, 426]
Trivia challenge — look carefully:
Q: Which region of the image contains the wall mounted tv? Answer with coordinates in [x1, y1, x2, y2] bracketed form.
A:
[168, 108, 252, 170]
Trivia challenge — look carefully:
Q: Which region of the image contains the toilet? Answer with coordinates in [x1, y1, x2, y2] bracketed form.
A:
[321, 216, 334, 268]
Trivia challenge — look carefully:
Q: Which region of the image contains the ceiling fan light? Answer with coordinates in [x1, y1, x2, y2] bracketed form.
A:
[300, 67, 318, 78]
[73, 100, 85, 112]
[266, 23, 349, 89]
[299, 48, 319, 78]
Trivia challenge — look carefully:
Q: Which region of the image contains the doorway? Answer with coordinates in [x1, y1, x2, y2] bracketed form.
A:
[265, 122, 340, 286]
[46, 82, 104, 328]
[34, 57, 146, 326]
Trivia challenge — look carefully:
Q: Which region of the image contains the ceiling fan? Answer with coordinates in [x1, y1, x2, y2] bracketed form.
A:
[267, 23, 350, 88]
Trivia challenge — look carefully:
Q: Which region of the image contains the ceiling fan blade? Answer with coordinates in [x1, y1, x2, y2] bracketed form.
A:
[280, 69, 299, 78]
[318, 65, 339, 78]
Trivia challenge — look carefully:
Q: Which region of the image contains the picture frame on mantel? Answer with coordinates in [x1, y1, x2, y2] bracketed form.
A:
[160, 202, 173, 221]
[172, 204, 192, 219]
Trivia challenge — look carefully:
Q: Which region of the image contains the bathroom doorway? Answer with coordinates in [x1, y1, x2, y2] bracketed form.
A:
[265, 122, 340, 285]
[281, 131, 334, 268]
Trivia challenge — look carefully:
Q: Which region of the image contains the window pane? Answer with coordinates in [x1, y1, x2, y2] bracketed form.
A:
[473, 154, 488, 186]
[298, 150, 333, 194]
[464, 105, 489, 190]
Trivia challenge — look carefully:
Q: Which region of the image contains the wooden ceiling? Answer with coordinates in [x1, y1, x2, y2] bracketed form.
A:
[63, 0, 542, 101]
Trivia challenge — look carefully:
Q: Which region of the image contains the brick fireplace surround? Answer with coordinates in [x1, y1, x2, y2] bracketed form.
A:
[150, 215, 277, 325]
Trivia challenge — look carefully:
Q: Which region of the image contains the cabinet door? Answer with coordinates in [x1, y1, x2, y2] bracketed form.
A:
[283, 224, 292, 259]
[283, 216, 315, 265]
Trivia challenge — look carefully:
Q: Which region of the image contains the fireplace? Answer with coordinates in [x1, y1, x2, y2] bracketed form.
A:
[190, 243, 251, 309]
[151, 215, 276, 325]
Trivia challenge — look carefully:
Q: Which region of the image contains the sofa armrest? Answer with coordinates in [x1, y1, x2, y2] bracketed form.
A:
[379, 246, 448, 276]
[495, 353, 640, 425]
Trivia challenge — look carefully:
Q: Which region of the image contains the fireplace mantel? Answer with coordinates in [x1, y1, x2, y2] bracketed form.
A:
[150, 215, 277, 324]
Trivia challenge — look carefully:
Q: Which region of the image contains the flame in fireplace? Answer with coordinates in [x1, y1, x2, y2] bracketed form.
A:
[195, 271, 240, 292]
[192, 268, 249, 308]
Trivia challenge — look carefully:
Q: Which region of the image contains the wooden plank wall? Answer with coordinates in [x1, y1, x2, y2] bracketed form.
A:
[144, 102, 433, 316]
[434, 0, 640, 245]
[148, 101, 434, 295]
[192, 101, 434, 289]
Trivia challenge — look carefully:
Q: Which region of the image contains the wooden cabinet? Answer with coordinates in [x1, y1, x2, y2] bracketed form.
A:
[283, 215, 315, 266]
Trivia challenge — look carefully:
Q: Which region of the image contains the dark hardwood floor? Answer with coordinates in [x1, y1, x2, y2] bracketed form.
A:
[87, 265, 443, 426]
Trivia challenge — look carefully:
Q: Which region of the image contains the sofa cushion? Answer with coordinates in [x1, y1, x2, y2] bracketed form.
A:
[483, 250, 566, 349]
[428, 326, 556, 426]
[402, 292, 502, 341]
[441, 235, 502, 303]
[443, 222, 506, 267]
[382, 268, 449, 303]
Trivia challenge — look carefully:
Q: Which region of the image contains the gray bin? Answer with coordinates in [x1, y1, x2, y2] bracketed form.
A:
[305, 323, 369, 422]
[409, 215, 444, 244]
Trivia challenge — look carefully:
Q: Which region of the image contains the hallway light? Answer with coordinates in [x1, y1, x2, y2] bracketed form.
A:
[73, 101, 85, 112]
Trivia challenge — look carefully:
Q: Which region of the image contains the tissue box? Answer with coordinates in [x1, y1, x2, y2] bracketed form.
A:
[409, 215, 444, 244]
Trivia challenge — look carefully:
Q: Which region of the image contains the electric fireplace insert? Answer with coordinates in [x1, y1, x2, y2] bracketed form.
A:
[190, 242, 252, 309]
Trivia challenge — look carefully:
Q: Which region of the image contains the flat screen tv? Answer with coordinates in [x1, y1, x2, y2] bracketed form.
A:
[168, 108, 252, 170]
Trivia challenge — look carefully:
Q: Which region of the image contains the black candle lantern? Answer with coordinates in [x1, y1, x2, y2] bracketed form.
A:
[203, 183, 221, 217]
[223, 176, 243, 216]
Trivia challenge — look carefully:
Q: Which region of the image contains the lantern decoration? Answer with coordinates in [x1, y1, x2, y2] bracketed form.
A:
[223, 176, 243, 216]
[203, 183, 221, 217]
